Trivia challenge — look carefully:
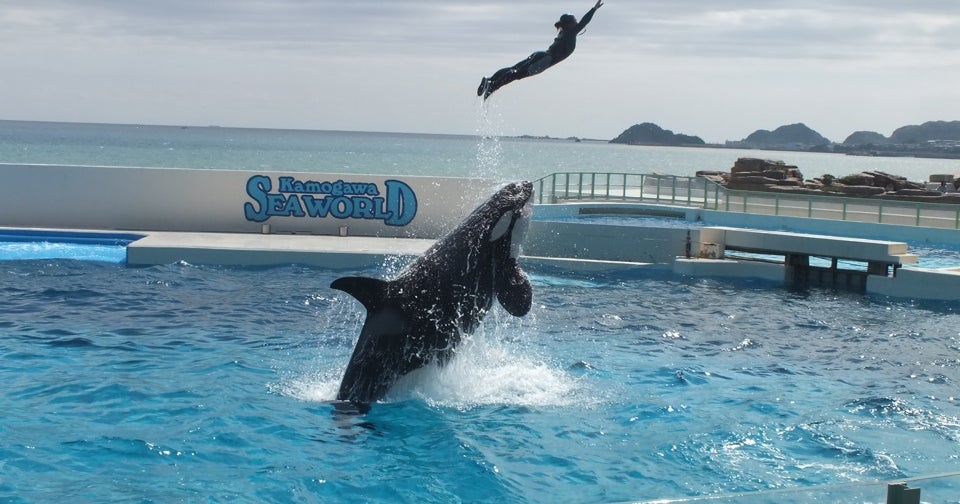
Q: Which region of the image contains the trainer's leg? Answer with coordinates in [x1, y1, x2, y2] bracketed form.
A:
[479, 65, 515, 97]
[481, 51, 552, 99]
[486, 68, 519, 97]
[515, 51, 553, 79]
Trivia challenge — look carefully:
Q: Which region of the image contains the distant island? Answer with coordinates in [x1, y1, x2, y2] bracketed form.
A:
[609, 120, 960, 159]
[609, 123, 705, 147]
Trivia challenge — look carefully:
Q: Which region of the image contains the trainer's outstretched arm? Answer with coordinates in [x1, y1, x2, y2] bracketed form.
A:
[578, 1, 603, 31]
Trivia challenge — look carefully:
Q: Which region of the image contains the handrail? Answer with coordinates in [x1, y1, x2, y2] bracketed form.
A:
[534, 172, 960, 230]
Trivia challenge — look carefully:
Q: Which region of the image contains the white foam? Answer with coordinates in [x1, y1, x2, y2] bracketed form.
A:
[389, 330, 589, 410]
[273, 368, 342, 403]
[277, 326, 591, 410]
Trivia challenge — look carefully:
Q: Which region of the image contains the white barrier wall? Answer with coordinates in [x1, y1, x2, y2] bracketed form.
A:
[0, 163, 497, 238]
[525, 221, 689, 264]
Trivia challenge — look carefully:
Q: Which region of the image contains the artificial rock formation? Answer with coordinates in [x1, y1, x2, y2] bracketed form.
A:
[698, 158, 956, 203]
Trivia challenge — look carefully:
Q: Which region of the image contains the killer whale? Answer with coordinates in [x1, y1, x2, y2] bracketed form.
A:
[332, 181, 534, 408]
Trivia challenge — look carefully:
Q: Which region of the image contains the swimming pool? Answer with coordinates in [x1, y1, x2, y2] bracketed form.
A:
[2, 259, 958, 502]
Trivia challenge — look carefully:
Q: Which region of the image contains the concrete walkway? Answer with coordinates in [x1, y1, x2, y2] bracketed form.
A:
[126, 232, 435, 268]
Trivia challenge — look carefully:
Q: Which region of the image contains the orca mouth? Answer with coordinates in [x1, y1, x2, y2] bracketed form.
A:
[498, 180, 534, 208]
[515, 181, 534, 205]
[489, 181, 534, 244]
[503, 181, 534, 216]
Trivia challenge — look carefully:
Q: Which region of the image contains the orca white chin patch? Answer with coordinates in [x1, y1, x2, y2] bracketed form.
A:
[489, 212, 513, 242]
[510, 202, 532, 258]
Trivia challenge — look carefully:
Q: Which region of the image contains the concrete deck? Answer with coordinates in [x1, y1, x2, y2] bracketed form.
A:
[677, 226, 953, 297]
[126, 232, 435, 268]
[125, 231, 664, 272]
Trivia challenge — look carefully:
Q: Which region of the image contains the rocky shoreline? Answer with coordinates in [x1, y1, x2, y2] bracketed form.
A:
[697, 157, 960, 204]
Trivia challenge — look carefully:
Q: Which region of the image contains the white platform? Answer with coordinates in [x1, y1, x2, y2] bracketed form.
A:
[699, 227, 919, 265]
[126, 232, 434, 269]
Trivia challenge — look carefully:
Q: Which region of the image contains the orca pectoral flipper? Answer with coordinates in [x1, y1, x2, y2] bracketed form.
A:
[496, 258, 532, 317]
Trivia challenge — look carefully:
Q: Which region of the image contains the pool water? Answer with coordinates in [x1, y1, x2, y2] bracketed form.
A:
[0, 241, 128, 263]
[0, 231, 141, 263]
[2, 259, 960, 502]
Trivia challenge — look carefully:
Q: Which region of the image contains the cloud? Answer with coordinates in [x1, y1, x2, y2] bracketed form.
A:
[1, 1, 959, 141]
[602, 3, 960, 62]
[6, 1, 958, 61]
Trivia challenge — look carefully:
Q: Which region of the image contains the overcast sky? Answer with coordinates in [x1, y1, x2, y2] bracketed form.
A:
[1, 1, 958, 143]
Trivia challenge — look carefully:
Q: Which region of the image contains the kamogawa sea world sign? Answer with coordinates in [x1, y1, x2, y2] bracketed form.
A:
[243, 175, 418, 227]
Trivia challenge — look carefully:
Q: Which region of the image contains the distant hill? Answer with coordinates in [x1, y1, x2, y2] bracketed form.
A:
[733, 123, 831, 149]
[841, 121, 960, 146]
[888, 120, 960, 144]
[609, 123, 705, 146]
[608, 119, 960, 158]
[843, 131, 888, 146]
[836, 120, 960, 157]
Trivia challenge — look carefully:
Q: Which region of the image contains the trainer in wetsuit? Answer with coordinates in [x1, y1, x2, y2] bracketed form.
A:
[477, 0, 603, 100]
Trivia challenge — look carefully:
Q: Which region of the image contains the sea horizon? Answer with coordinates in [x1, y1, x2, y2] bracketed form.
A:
[2, 119, 959, 184]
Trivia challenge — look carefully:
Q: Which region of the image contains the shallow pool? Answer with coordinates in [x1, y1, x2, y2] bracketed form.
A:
[2, 259, 959, 502]
[0, 230, 141, 263]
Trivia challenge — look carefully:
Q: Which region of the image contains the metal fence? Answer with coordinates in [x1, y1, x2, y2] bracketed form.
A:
[534, 172, 709, 207]
[534, 172, 960, 230]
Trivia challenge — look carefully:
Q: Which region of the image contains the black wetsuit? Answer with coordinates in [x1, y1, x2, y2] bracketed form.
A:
[479, 5, 599, 99]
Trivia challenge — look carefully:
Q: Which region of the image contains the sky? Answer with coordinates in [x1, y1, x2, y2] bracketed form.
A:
[1, 1, 959, 143]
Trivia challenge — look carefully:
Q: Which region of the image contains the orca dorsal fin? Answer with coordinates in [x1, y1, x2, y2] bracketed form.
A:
[331, 276, 390, 312]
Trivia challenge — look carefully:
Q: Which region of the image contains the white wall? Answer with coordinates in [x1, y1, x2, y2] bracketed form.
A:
[525, 221, 689, 264]
[868, 268, 960, 301]
[0, 163, 496, 238]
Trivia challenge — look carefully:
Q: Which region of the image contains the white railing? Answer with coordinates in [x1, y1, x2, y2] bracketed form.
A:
[534, 172, 960, 230]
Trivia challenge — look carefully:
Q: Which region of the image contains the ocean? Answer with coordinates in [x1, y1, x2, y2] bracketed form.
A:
[1, 119, 958, 183]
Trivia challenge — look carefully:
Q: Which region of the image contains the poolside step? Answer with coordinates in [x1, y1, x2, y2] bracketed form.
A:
[699, 227, 917, 266]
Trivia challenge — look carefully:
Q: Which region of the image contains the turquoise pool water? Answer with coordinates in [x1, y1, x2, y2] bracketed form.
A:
[0, 231, 141, 263]
[2, 259, 959, 503]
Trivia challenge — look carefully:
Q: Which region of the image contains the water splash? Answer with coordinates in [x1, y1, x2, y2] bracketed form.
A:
[278, 315, 588, 410]
[274, 369, 341, 403]
[387, 328, 585, 410]
[475, 99, 505, 182]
